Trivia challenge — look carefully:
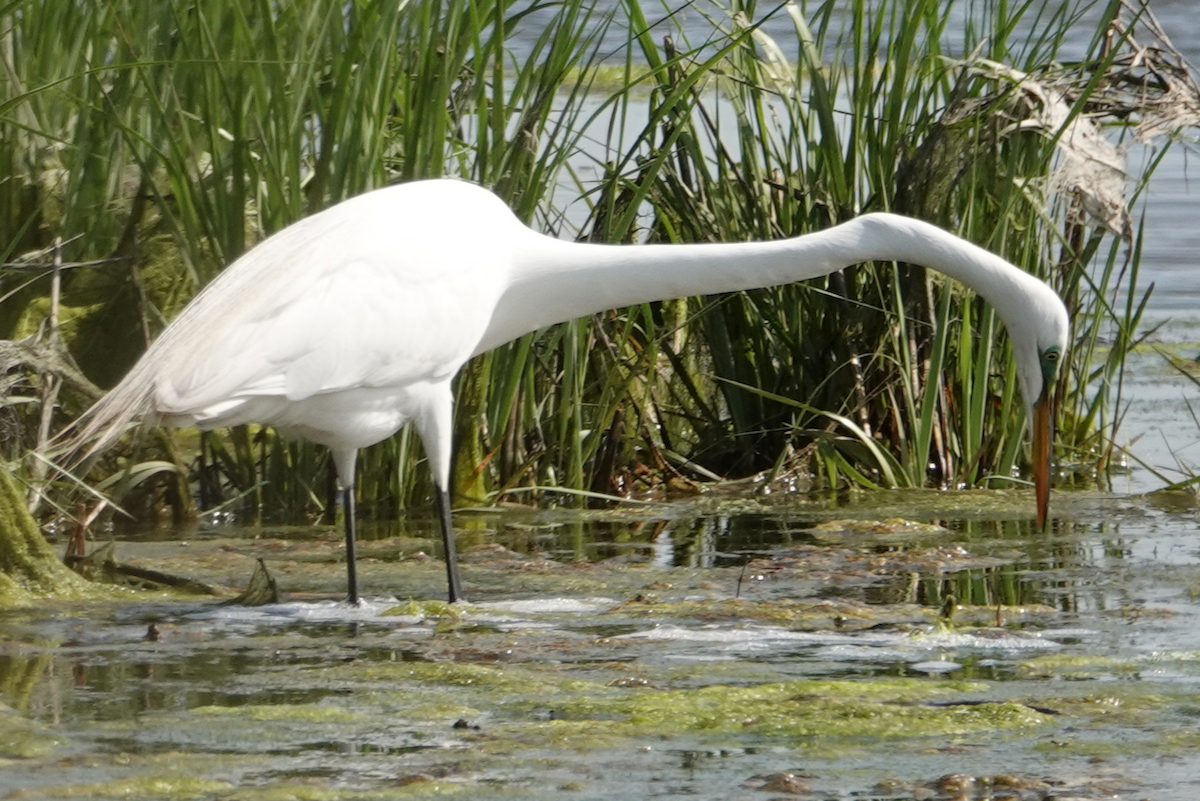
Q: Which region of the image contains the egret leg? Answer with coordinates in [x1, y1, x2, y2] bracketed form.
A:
[437, 487, 464, 602]
[344, 485, 360, 605]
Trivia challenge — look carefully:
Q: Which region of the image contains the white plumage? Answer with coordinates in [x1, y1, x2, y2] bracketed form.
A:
[77, 178, 1069, 604]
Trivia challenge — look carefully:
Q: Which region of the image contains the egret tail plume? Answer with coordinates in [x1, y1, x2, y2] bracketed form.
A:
[65, 357, 161, 467]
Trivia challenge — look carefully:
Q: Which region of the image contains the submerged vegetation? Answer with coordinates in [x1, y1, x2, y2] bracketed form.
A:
[1, 0, 1196, 531]
[5, 500, 1200, 798]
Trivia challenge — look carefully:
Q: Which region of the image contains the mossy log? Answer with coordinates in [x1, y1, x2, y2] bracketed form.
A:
[0, 464, 90, 604]
[64, 541, 222, 596]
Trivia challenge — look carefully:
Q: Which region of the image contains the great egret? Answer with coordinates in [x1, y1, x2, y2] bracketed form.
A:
[75, 178, 1069, 604]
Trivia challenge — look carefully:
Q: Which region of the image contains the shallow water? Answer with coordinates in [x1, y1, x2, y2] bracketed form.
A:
[5, 491, 1200, 800]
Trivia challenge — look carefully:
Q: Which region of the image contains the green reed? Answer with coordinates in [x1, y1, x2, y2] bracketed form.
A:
[0, 0, 1171, 525]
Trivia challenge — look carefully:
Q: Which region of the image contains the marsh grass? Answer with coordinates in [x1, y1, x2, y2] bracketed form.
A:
[0, 0, 1184, 526]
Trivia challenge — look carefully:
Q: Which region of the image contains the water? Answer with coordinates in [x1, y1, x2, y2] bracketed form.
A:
[5, 493, 1200, 799]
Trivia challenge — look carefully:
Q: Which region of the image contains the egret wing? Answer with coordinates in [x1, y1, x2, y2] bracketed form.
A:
[153, 190, 511, 418]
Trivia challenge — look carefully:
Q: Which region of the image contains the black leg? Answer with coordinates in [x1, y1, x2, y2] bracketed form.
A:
[437, 487, 464, 602]
[344, 485, 360, 605]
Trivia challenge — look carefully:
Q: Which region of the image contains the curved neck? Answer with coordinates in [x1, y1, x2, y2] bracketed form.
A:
[476, 213, 1042, 355]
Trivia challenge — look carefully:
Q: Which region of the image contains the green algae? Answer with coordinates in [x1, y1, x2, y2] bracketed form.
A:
[805, 517, 952, 542]
[9, 777, 236, 800]
[0, 708, 61, 759]
[331, 659, 616, 716]
[604, 678, 1046, 738]
[337, 659, 552, 690]
[217, 781, 470, 800]
[27, 777, 468, 801]
[1020, 650, 1200, 680]
[1019, 653, 1139, 679]
[7, 770, 471, 801]
[381, 599, 461, 619]
[327, 655, 1051, 744]
[190, 703, 364, 723]
[1025, 690, 1200, 764]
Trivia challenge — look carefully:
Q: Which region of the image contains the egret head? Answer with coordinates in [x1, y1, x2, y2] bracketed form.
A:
[1006, 286, 1070, 531]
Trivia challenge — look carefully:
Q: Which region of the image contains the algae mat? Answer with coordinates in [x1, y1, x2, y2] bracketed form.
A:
[3, 491, 1200, 799]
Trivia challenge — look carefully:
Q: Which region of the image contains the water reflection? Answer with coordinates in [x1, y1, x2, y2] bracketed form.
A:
[1, 646, 344, 725]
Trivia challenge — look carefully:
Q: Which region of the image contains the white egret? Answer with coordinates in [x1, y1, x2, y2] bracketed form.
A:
[75, 178, 1069, 604]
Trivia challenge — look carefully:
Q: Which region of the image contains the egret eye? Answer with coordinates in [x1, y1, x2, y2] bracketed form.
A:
[1038, 347, 1061, 393]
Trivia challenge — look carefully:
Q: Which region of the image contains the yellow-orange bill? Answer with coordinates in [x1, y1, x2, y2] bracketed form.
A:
[1032, 393, 1052, 530]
